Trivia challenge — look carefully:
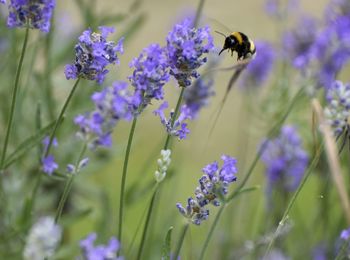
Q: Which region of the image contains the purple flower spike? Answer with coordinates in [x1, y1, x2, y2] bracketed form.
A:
[75, 81, 134, 149]
[6, 0, 55, 32]
[79, 233, 122, 260]
[129, 44, 170, 113]
[261, 125, 309, 196]
[166, 18, 214, 87]
[154, 102, 192, 140]
[177, 155, 238, 225]
[0, 0, 5, 4]
[65, 26, 124, 84]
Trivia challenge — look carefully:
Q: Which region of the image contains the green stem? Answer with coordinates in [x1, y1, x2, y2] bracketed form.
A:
[193, 0, 206, 27]
[264, 144, 323, 256]
[163, 87, 185, 150]
[174, 222, 190, 260]
[136, 184, 159, 260]
[118, 116, 138, 245]
[0, 27, 30, 170]
[45, 78, 81, 157]
[54, 143, 87, 224]
[199, 203, 226, 260]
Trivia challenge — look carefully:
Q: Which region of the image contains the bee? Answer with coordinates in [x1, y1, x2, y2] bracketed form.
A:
[217, 31, 256, 60]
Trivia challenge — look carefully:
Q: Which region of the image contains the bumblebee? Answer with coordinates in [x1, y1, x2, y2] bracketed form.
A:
[217, 31, 256, 60]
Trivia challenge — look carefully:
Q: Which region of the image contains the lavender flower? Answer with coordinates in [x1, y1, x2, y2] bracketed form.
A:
[261, 125, 309, 196]
[324, 80, 350, 136]
[75, 81, 134, 149]
[283, 16, 318, 70]
[341, 228, 350, 240]
[79, 233, 122, 260]
[184, 77, 214, 118]
[129, 44, 170, 112]
[240, 41, 275, 88]
[153, 102, 192, 140]
[41, 136, 58, 175]
[264, 0, 298, 18]
[6, 0, 55, 32]
[23, 216, 62, 260]
[65, 26, 124, 84]
[0, 0, 5, 4]
[176, 155, 237, 225]
[154, 149, 171, 182]
[166, 18, 214, 87]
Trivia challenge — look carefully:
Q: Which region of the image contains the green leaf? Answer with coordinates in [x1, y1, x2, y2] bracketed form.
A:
[4, 120, 56, 168]
[161, 226, 173, 260]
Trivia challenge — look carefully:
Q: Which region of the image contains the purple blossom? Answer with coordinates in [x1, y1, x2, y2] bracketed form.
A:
[75, 81, 134, 149]
[166, 18, 214, 87]
[153, 101, 192, 140]
[240, 41, 275, 88]
[264, 0, 299, 18]
[261, 125, 309, 196]
[341, 228, 350, 240]
[176, 155, 237, 225]
[79, 233, 122, 260]
[64, 26, 124, 84]
[0, 0, 5, 4]
[283, 16, 318, 70]
[41, 155, 58, 175]
[6, 0, 55, 32]
[129, 44, 170, 112]
[324, 80, 350, 136]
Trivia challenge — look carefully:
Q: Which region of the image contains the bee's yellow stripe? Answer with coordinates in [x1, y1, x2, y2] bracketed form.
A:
[231, 32, 243, 44]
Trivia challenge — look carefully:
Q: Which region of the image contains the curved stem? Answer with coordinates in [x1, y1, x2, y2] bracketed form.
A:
[136, 184, 159, 260]
[163, 87, 185, 150]
[199, 204, 226, 260]
[118, 116, 138, 246]
[45, 78, 81, 157]
[0, 27, 30, 170]
[174, 222, 190, 260]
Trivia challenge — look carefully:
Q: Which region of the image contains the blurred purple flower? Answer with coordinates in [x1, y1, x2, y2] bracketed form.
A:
[75, 81, 134, 149]
[65, 26, 124, 84]
[0, 0, 5, 4]
[129, 43, 170, 112]
[79, 233, 122, 260]
[261, 125, 309, 195]
[341, 228, 350, 240]
[41, 155, 58, 175]
[324, 80, 350, 136]
[6, 0, 55, 32]
[240, 41, 275, 88]
[176, 155, 237, 225]
[283, 16, 318, 70]
[166, 18, 214, 87]
[264, 0, 298, 18]
[153, 101, 192, 140]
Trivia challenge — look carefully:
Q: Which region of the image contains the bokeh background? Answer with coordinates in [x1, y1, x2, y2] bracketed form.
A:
[1, 0, 349, 259]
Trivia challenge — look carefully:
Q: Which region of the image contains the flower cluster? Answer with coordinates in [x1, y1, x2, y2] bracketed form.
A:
[176, 155, 237, 225]
[23, 217, 62, 260]
[324, 81, 350, 136]
[184, 77, 214, 118]
[79, 233, 122, 260]
[154, 149, 171, 182]
[65, 26, 124, 84]
[6, 0, 55, 33]
[261, 125, 309, 195]
[166, 18, 214, 87]
[283, 16, 318, 70]
[41, 136, 58, 175]
[153, 102, 192, 140]
[129, 44, 170, 112]
[340, 227, 350, 240]
[75, 81, 134, 149]
[240, 41, 275, 88]
[0, 0, 5, 4]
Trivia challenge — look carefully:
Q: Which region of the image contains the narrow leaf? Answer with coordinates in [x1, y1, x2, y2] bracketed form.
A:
[161, 226, 173, 260]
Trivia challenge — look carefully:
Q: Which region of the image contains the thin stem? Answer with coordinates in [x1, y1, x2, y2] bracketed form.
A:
[45, 78, 81, 157]
[193, 0, 206, 27]
[118, 116, 138, 245]
[0, 26, 30, 170]
[54, 143, 87, 224]
[264, 144, 323, 257]
[136, 184, 159, 260]
[174, 222, 190, 260]
[199, 203, 226, 260]
[163, 87, 185, 150]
